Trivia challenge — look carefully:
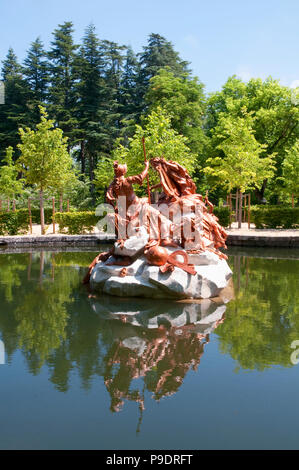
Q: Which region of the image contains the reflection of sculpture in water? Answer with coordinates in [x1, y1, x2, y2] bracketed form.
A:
[99, 304, 226, 416]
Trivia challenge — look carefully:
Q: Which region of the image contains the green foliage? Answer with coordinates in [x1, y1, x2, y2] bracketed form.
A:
[0, 210, 28, 235]
[17, 106, 74, 192]
[217, 255, 299, 370]
[250, 205, 299, 229]
[213, 206, 230, 228]
[138, 33, 190, 91]
[47, 21, 78, 146]
[205, 76, 299, 200]
[279, 140, 299, 202]
[18, 207, 53, 224]
[0, 146, 24, 199]
[146, 68, 207, 157]
[95, 107, 196, 195]
[55, 211, 98, 234]
[0, 207, 56, 234]
[0, 48, 31, 154]
[204, 111, 275, 193]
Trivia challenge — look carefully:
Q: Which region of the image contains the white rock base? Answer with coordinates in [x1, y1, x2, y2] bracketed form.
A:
[91, 295, 228, 336]
[89, 250, 233, 300]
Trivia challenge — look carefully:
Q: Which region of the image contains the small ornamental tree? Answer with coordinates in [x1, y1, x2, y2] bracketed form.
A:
[204, 111, 275, 227]
[280, 141, 299, 207]
[17, 106, 74, 234]
[0, 146, 24, 210]
[94, 107, 196, 197]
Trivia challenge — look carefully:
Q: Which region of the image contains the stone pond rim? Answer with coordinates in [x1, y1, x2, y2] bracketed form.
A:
[0, 232, 298, 247]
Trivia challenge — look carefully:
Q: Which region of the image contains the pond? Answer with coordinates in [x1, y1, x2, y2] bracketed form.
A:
[0, 246, 298, 450]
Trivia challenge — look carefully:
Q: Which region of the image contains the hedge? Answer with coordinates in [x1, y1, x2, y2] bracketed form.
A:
[54, 207, 231, 235]
[213, 206, 230, 228]
[17, 207, 53, 224]
[0, 208, 55, 235]
[55, 211, 99, 234]
[250, 206, 299, 229]
[0, 210, 29, 235]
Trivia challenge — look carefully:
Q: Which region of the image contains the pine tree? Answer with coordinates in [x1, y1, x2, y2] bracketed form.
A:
[23, 37, 49, 128]
[119, 46, 141, 140]
[23, 38, 49, 103]
[137, 33, 190, 116]
[47, 22, 78, 148]
[0, 48, 31, 157]
[74, 24, 105, 182]
[99, 39, 126, 152]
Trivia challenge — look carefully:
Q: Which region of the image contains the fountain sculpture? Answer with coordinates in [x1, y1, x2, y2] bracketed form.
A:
[84, 157, 232, 300]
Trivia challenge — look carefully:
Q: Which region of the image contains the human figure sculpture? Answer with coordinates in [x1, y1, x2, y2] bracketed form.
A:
[84, 156, 230, 288]
[106, 160, 149, 208]
[105, 160, 150, 245]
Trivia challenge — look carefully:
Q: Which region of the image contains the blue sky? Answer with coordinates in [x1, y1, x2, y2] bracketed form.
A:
[0, 0, 298, 92]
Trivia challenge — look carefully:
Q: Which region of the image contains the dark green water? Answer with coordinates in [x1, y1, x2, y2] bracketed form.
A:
[0, 246, 298, 450]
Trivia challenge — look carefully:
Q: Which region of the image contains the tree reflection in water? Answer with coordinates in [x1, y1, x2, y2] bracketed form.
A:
[0, 250, 230, 417]
[1, 249, 298, 420]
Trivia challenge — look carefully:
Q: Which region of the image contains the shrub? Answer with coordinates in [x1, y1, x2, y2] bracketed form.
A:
[250, 206, 299, 229]
[0, 210, 29, 235]
[55, 211, 99, 234]
[17, 207, 53, 224]
[213, 206, 230, 228]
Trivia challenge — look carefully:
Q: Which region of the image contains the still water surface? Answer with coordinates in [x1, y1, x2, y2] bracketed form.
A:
[0, 246, 298, 449]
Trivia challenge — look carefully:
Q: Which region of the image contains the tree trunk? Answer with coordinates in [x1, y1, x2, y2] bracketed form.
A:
[7, 198, 10, 212]
[255, 179, 267, 203]
[81, 140, 86, 175]
[89, 152, 95, 205]
[235, 189, 239, 224]
[39, 189, 45, 235]
[60, 192, 63, 213]
[238, 192, 243, 229]
[292, 193, 294, 208]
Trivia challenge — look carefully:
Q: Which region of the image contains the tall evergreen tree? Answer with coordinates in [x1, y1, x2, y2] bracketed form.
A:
[23, 37, 48, 103]
[47, 21, 78, 148]
[0, 48, 30, 157]
[99, 39, 126, 151]
[23, 37, 49, 126]
[74, 24, 105, 181]
[119, 46, 141, 140]
[137, 33, 190, 116]
[2, 47, 22, 80]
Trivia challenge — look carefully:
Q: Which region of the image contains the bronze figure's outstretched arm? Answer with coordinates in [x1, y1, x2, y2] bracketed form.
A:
[127, 160, 149, 186]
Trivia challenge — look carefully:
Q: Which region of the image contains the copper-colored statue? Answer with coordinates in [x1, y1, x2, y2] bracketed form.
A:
[84, 155, 228, 284]
[106, 160, 149, 208]
[150, 157, 196, 199]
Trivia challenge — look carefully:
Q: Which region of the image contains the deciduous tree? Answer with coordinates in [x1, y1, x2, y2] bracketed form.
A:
[17, 106, 75, 234]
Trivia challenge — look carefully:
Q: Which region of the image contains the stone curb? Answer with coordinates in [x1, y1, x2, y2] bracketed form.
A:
[226, 234, 299, 247]
[0, 233, 298, 248]
[0, 234, 115, 247]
